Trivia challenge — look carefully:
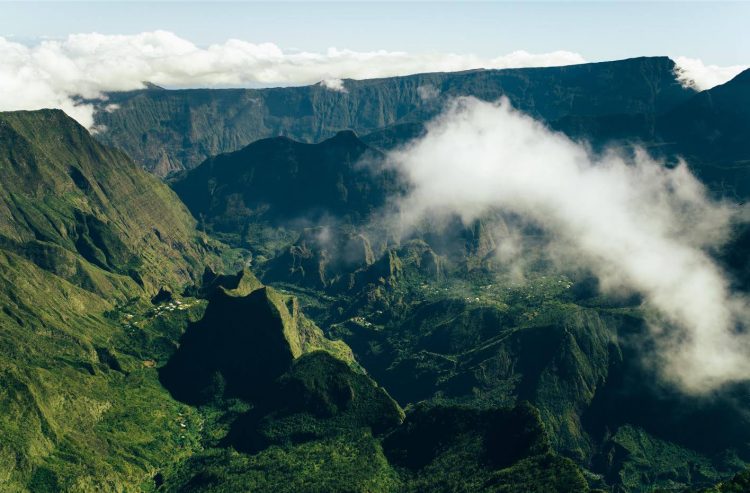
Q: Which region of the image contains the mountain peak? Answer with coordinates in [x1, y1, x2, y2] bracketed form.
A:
[325, 129, 366, 148]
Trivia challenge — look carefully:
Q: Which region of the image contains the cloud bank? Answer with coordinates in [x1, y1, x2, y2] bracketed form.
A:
[0, 30, 585, 129]
[387, 97, 749, 394]
[674, 56, 749, 91]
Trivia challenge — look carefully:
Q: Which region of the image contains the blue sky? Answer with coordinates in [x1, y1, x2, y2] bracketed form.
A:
[2, 1, 748, 65]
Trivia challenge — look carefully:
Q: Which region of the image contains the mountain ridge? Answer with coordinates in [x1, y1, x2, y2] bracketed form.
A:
[94, 56, 693, 175]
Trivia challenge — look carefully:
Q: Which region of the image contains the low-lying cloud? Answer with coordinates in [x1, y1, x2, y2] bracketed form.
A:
[320, 78, 347, 93]
[674, 56, 749, 91]
[0, 30, 585, 129]
[386, 97, 749, 394]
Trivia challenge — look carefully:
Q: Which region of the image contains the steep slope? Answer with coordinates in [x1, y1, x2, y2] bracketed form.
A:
[0, 109, 216, 297]
[656, 68, 750, 197]
[160, 269, 352, 404]
[0, 109, 222, 491]
[659, 68, 750, 165]
[94, 56, 692, 174]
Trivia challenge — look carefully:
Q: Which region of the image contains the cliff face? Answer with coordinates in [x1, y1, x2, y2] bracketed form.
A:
[552, 68, 750, 198]
[94, 57, 692, 175]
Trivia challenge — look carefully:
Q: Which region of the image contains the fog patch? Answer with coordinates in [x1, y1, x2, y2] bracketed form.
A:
[321, 78, 347, 93]
[417, 84, 440, 101]
[384, 96, 748, 394]
[674, 56, 748, 91]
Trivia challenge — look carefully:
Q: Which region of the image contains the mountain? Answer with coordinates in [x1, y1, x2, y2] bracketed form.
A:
[5, 59, 750, 493]
[656, 68, 750, 197]
[160, 268, 353, 405]
[553, 69, 750, 198]
[154, 267, 590, 493]
[0, 108, 594, 493]
[0, 109, 229, 491]
[0, 109, 216, 296]
[94, 56, 693, 175]
[171, 130, 399, 256]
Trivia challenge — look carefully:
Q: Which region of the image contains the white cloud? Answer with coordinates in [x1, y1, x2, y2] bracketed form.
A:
[320, 78, 347, 93]
[674, 56, 748, 91]
[0, 30, 586, 129]
[417, 84, 440, 101]
[386, 97, 749, 394]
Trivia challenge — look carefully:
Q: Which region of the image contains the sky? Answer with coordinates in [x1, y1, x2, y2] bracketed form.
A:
[2, 1, 748, 65]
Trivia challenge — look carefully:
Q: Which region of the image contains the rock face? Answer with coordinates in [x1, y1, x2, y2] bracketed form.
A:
[94, 57, 692, 175]
[263, 228, 377, 290]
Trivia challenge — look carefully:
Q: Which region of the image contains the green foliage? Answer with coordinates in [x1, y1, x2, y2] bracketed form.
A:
[0, 109, 223, 491]
[383, 403, 587, 493]
[601, 425, 738, 493]
[160, 433, 402, 493]
[226, 351, 403, 453]
[705, 468, 750, 493]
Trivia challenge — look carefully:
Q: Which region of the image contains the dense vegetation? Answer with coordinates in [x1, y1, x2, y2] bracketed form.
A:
[166, 66, 750, 491]
[0, 110, 221, 490]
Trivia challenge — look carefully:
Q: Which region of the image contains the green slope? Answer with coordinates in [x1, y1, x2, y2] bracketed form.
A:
[0, 109, 223, 491]
[0, 109, 218, 298]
